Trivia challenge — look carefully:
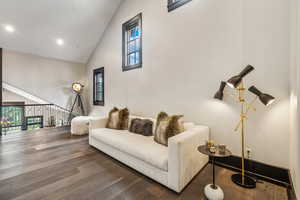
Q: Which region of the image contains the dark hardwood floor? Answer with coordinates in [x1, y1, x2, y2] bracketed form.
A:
[0, 127, 288, 200]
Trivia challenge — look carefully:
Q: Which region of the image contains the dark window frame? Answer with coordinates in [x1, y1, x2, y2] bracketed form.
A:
[93, 67, 105, 106]
[25, 115, 43, 130]
[168, 0, 192, 12]
[122, 13, 142, 72]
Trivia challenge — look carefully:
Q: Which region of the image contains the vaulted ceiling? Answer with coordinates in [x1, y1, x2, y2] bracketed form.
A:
[0, 0, 122, 63]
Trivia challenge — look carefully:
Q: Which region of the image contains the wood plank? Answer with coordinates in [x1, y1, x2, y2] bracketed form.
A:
[0, 127, 288, 200]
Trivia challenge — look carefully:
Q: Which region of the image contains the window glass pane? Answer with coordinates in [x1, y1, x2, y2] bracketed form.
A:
[135, 27, 140, 38]
[128, 27, 140, 41]
[136, 39, 140, 50]
[128, 53, 136, 65]
[26, 116, 42, 131]
[96, 87, 102, 93]
[135, 52, 140, 64]
[96, 73, 102, 83]
[128, 41, 135, 54]
[95, 72, 103, 102]
[129, 28, 136, 41]
[97, 93, 102, 101]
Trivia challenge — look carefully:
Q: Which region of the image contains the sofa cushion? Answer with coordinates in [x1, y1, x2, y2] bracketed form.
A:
[129, 115, 194, 134]
[106, 107, 129, 130]
[129, 118, 153, 136]
[90, 128, 168, 171]
[129, 116, 156, 133]
[154, 112, 185, 146]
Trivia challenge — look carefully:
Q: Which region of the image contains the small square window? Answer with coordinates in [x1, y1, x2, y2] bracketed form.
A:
[25, 116, 43, 130]
[122, 13, 142, 71]
[168, 0, 192, 12]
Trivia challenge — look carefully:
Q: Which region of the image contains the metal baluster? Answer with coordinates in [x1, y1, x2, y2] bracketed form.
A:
[47, 105, 49, 127]
[60, 108, 62, 126]
[56, 106, 58, 126]
[51, 105, 53, 127]
[43, 105, 44, 127]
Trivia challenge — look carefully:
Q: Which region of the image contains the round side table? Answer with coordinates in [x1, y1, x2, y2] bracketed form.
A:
[198, 145, 232, 200]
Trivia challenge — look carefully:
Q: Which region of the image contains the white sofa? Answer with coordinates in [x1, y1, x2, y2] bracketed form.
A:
[89, 116, 209, 193]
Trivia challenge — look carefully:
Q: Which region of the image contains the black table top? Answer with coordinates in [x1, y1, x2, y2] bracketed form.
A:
[198, 145, 232, 158]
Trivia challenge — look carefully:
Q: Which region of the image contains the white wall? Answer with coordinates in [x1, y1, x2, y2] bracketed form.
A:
[3, 50, 86, 109]
[290, 0, 300, 198]
[86, 0, 290, 168]
[3, 89, 36, 104]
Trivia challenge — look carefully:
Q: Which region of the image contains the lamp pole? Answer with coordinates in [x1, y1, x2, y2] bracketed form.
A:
[240, 82, 245, 184]
[231, 81, 256, 188]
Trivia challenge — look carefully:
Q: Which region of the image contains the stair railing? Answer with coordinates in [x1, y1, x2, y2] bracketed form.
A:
[0, 103, 76, 135]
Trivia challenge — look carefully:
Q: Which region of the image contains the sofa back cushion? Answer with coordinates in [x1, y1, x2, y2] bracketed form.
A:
[128, 115, 194, 133]
[154, 112, 185, 146]
[129, 118, 153, 136]
[106, 107, 129, 130]
[129, 115, 156, 133]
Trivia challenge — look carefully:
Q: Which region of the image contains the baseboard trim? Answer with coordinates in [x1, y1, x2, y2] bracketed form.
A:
[211, 155, 290, 187]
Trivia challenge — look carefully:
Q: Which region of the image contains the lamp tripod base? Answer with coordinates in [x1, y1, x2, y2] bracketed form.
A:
[231, 174, 256, 189]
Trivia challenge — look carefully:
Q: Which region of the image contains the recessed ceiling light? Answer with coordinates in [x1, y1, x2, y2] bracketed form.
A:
[56, 38, 64, 46]
[4, 25, 15, 33]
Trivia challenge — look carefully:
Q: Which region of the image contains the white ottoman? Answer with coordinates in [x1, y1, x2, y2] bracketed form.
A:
[71, 116, 93, 135]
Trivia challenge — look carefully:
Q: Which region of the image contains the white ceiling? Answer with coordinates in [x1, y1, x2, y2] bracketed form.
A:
[0, 0, 122, 63]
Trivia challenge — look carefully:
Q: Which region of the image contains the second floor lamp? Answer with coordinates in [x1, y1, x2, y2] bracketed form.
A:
[214, 65, 275, 189]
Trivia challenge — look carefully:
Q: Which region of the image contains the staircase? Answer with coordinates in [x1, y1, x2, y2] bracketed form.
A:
[1, 82, 77, 135]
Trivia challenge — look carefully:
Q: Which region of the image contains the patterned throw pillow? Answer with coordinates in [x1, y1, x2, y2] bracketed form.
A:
[129, 118, 153, 136]
[154, 112, 184, 146]
[106, 107, 129, 130]
[118, 108, 129, 130]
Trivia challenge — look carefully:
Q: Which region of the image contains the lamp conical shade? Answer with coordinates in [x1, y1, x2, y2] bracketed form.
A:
[214, 81, 226, 100]
[227, 65, 255, 88]
[248, 85, 262, 96]
[248, 86, 275, 106]
[227, 76, 242, 88]
[260, 94, 275, 106]
[239, 65, 254, 78]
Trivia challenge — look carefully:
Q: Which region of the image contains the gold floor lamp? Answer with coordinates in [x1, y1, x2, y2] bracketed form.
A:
[214, 65, 275, 188]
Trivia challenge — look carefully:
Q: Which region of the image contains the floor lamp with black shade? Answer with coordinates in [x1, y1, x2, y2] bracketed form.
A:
[214, 65, 275, 189]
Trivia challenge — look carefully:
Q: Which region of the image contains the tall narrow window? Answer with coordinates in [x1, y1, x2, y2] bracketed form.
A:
[122, 13, 142, 71]
[168, 0, 192, 12]
[93, 67, 104, 106]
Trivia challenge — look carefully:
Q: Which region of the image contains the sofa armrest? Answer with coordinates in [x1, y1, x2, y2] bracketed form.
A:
[89, 117, 108, 130]
[168, 125, 209, 192]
